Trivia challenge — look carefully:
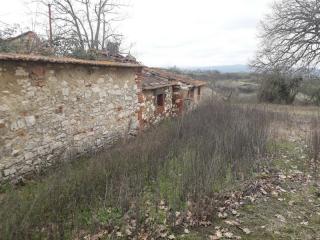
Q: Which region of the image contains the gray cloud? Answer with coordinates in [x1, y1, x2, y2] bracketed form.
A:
[0, 0, 274, 67]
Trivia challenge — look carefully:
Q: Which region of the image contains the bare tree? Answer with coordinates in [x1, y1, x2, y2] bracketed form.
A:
[251, 0, 320, 73]
[0, 22, 22, 39]
[35, 0, 124, 56]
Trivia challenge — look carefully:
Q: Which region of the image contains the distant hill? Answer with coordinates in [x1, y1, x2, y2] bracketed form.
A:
[184, 65, 250, 73]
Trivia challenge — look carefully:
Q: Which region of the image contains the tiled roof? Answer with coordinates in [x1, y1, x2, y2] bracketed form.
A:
[0, 53, 142, 68]
[142, 68, 178, 90]
[146, 68, 207, 88]
[3, 31, 38, 42]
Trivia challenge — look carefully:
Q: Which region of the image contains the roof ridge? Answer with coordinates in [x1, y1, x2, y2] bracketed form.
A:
[0, 53, 143, 68]
[4, 31, 38, 42]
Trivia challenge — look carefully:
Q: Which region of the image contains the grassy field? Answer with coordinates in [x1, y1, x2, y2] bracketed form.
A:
[0, 102, 319, 239]
[0, 102, 270, 240]
[178, 104, 320, 239]
[186, 140, 320, 239]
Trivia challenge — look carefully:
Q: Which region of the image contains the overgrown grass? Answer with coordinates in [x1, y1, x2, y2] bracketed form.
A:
[0, 101, 270, 239]
[309, 116, 320, 179]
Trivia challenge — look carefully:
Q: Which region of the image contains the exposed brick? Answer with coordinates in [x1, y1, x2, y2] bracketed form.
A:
[30, 65, 46, 79]
[20, 111, 28, 117]
[55, 106, 64, 114]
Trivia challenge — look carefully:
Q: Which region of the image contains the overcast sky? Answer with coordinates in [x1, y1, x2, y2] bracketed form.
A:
[0, 0, 275, 67]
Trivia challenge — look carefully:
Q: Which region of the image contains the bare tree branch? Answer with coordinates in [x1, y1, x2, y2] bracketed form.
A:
[33, 0, 125, 56]
[251, 0, 320, 73]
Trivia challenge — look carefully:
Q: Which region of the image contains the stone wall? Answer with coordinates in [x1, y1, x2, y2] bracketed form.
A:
[142, 87, 174, 126]
[0, 60, 141, 181]
[183, 86, 203, 111]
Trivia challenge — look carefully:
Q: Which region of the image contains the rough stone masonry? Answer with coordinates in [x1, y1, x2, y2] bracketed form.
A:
[0, 55, 143, 181]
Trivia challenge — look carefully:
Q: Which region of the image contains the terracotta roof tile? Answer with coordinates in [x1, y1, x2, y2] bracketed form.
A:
[142, 68, 178, 90]
[147, 68, 207, 87]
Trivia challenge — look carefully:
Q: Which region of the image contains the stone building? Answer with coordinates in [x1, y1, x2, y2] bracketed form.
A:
[141, 68, 206, 126]
[0, 53, 143, 181]
[0, 53, 206, 181]
[141, 68, 177, 125]
[1, 31, 42, 54]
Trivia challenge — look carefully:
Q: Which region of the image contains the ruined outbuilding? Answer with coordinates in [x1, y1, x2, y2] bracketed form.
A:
[1, 31, 43, 54]
[0, 53, 206, 181]
[141, 68, 206, 126]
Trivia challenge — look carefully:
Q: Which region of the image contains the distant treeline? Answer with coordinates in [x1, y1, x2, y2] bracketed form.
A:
[167, 66, 258, 82]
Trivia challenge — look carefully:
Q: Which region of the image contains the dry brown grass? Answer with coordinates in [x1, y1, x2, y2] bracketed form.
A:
[0, 101, 271, 239]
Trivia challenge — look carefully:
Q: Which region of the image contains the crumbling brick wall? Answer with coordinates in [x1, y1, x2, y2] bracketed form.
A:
[0, 60, 142, 181]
